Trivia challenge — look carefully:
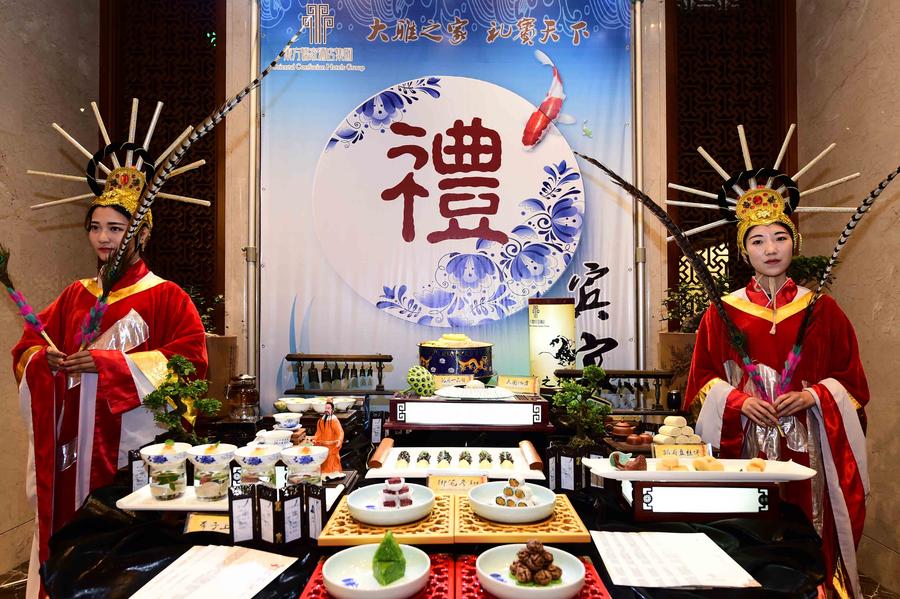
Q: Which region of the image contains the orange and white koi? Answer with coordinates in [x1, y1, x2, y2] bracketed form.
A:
[522, 49, 574, 149]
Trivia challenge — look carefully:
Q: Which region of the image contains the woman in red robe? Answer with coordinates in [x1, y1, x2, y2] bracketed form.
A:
[12, 167, 207, 597]
[685, 191, 868, 598]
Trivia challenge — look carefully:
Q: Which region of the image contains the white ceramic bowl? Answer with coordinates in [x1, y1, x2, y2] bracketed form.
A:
[332, 397, 355, 411]
[346, 483, 435, 526]
[281, 398, 311, 413]
[322, 543, 430, 599]
[140, 442, 192, 466]
[273, 413, 301, 428]
[280, 444, 330, 469]
[234, 444, 283, 469]
[186, 443, 237, 468]
[476, 544, 585, 599]
[468, 481, 556, 524]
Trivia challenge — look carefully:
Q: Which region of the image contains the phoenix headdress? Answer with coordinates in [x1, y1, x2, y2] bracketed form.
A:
[20, 28, 302, 347]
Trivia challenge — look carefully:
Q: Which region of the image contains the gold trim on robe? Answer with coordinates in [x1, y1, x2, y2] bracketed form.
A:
[721, 289, 813, 324]
[15, 345, 43, 384]
[128, 350, 169, 389]
[79, 272, 166, 305]
[689, 377, 723, 421]
[721, 289, 813, 323]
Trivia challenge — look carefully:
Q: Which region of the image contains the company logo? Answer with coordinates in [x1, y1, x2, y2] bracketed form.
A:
[302, 3, 334, 45]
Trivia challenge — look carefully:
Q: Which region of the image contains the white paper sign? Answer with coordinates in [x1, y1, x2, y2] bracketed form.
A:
[130, 545, 296, 599]
[590, 531, 760, 589]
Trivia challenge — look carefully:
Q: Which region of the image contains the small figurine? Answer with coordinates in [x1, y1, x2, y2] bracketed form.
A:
[313, 400, 344, 475]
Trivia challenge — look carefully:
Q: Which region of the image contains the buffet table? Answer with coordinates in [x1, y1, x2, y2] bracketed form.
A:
[42, 478, 824, 598]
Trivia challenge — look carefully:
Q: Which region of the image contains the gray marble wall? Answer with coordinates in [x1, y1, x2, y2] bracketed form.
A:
[0, 0, 99, 571]
[796, 0, 900, 591]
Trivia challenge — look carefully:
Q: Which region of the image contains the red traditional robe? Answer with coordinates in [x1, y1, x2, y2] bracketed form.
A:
[11, 260, 207, 572]
[685, 278, 868, 598]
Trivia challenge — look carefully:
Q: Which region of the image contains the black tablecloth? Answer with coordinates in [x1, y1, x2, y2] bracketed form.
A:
[43, 484, 823, 598]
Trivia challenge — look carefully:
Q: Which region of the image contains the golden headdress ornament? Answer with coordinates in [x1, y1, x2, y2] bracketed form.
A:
[665, 124, 861, 254]
[27, 99, 210, 228]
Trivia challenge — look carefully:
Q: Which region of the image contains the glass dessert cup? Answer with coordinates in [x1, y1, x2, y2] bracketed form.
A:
[282, 445, 330, 486]
[234, 444, 282, 486]
[140, 442, 191, 501]
[187, 443, 237, 501]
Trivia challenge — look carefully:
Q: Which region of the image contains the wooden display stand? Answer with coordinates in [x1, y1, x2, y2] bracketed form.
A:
[607, 478, 781, 523]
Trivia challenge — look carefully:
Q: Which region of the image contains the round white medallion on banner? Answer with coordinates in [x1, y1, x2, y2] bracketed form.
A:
[313, 76, 584, 327]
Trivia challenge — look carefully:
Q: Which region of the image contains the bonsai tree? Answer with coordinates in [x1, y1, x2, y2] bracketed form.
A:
[552, 365, 611, 449]
[142, 354, 221, 444]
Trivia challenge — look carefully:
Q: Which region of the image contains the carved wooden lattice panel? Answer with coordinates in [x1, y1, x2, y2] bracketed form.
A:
[672, 0, 792, 287]
[103, 1, 222, 319]
[454, 494, 590, 544]
[318, 493, 455, 546]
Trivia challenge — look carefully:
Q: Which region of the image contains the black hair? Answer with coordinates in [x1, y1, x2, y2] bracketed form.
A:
[743, 221, 794, 246]
[84, 203, 132, 231]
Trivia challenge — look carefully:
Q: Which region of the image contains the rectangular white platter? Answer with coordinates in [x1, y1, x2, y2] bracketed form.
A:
[582, 457, 816, 483]
[365, 446, 545, 480]
[117, 485, 229, 512]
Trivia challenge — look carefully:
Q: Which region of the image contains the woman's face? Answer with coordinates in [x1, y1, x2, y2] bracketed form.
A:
[87, 206, 130, 261]
[745, 223, 793, 278]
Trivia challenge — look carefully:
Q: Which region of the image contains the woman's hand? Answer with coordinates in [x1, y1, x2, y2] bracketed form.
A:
[46, 348, 66, 371]
[741, 395, 779, 427]
[774, 390, 816, 417]
[61, 350, 98, 374]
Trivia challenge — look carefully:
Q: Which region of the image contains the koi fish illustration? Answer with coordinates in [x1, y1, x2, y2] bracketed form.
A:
[522, 49, 575, 149]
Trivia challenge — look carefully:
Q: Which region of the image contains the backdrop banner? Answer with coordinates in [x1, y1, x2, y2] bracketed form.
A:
[259, 0, 634, 406]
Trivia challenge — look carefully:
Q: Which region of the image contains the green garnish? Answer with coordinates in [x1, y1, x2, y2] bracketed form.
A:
[372, 531, 406, 586]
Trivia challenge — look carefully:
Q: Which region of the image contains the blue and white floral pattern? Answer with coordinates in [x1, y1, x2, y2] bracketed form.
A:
[149, 455, 169, 465]
[195, 455, 216, 465]
[376, 160, 583, 327]
[327, 78, 442, 150]
[243, 456, 263, 466]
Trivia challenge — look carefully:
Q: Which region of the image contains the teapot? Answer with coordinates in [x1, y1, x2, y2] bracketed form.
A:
[226, 374, 259, 421]
[608, 420, 636, 439]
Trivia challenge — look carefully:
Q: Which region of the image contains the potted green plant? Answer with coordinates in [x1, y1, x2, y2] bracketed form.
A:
[142, 354, 222, 445]
[788, 255, 833, 288]
[551, 365, 612, 450]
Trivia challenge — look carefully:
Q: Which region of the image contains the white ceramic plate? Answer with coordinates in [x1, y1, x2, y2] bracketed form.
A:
[322, 543, 430, 599]
[476, 544, 585, 599]
[346, 483, 435, 526]
[581, 457, 817, 483]
[468, 481, 556, 524]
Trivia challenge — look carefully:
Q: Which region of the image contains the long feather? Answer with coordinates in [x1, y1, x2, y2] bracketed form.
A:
[778, 164, 900, 393]
[0, 245, 59, 350]
[575, 152, 780, 410]
[77, 27, 302, 347]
